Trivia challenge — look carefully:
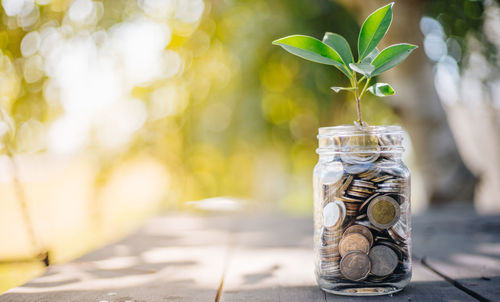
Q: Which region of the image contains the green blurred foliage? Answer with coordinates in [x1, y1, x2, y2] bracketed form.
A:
[177, 0, 400, 212]
[0, 0, 401, 217]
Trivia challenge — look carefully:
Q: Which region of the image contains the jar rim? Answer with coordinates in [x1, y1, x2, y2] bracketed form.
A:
[316, 124, 405, 155]
[318, 124, 404, 137]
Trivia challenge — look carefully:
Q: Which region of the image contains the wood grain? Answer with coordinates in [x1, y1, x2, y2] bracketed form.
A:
[1, 206, 498, 301]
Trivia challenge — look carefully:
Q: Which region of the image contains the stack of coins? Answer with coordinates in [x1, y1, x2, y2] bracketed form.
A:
[317, 132, 410, 283]
[337, 225, 400, 281]
[318, 199, 345, 278]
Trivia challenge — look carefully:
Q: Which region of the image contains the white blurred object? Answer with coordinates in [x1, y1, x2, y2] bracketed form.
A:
[68, 0, 94, 23]
[2, 0, 33, 17]
[423, 7, 500, 213]
[33, 0, 204, 154]
[186, 197, 245, 212]
[445, 104, 500, 214]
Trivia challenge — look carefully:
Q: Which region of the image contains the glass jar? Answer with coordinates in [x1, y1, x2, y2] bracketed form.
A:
[313, 125, 411, 296]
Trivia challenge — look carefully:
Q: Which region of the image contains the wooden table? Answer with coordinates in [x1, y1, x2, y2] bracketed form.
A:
[1, 205, 499, 302]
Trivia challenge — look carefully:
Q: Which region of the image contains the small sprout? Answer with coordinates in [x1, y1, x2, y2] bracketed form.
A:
[273, 2, 417, 125]
[331, 87, 355, 93]
[368, 83, 395, 97]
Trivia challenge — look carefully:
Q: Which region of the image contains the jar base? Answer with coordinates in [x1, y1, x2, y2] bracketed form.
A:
[321, 286, 403, 296]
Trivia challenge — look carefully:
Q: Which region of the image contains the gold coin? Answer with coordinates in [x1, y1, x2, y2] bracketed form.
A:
[343, 225, 374, 247]
[367, 195, 400, 229]
[340, 250, 371, 281]
[339, 233, 370, 257]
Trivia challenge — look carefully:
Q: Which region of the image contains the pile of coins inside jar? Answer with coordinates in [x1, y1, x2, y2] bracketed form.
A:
[317, 132, 410, 283]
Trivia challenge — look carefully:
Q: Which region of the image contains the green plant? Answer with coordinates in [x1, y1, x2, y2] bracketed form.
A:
[272, 2, 417, 125]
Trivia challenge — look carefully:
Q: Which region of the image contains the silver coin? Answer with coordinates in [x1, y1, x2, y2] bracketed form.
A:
[369, 245, 399, 277]
[323, 202, 341, 229]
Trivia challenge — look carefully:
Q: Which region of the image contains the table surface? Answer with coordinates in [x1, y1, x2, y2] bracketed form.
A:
[1, 205, 499, 302]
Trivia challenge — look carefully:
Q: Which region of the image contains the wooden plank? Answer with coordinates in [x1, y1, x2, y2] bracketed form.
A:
[219, 215, 325, 301]
[412, 206, 500, 301]
[2, 206, 498, 301]
[0, 215, 232, 302]
[324, 260, 473, 302]
[219, 215, 472, 301]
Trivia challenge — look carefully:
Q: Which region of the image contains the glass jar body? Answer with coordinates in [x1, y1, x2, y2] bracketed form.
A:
[313, 125, 411, 296]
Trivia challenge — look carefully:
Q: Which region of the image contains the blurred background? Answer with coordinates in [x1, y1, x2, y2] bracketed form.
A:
[0, 0, 498, 293]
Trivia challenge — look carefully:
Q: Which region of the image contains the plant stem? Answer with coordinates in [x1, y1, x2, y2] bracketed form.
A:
[355, 94, 363, 125]
[351, 73, 363, 125]
[359, 77, 371, 100]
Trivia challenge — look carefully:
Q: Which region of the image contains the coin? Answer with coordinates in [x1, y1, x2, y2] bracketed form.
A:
[332, 136, 342, 149]
[389, 221, 408, 243]
[348, 133, 379, 148]
[369, 245, 399, 276]
[323, 202, 342, 229]
[383, 178, 406, 184]
[319, 246, 340, 257]
[321, 261, 340, 269]
[346, 190, 370, 198]
[349, 186, 374, 194]
[339, 233, 370, 257]
[340, 250, 371, 281]
[320, 260, 341, 277]
[335, 198, 346, 218]
[322, 184, 335, 205]
[357, 220, 384, 234]
[344, 162, 377, 174]
[358, 168, 380, 180]
[367, 195, 400, 229]
[321, 229, 342, 246]
[344, 134, 380, 163]
[338, 175, 354, 193]
[381, 182, 405, 188]
[338, 195, 364, 203]
[376, 240, 405, 259]
[343, 225, 374, 247]
[376, 189, 404, 194]
[371, 175, 393, 183]
[356, 214, 367, 220]
[378, 133, 394, 146]
[359, 193, 380, 213]
[352, 180, 377, 189]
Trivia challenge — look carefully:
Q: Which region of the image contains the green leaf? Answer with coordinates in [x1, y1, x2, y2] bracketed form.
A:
[361, 47, 379, 64]
[349, 62, 374, 77]
[371, 43, 418, 77]
[358, 3, 393, 60]
[331, 86, 355, 93]
[273, 35, 352, 78]
[368, 83, 395, 96]
[323, 32, 354, 66]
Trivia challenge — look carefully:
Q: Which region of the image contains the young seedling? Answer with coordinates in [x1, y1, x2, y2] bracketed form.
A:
[272, 2, 417, 126]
